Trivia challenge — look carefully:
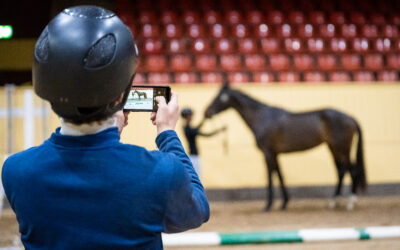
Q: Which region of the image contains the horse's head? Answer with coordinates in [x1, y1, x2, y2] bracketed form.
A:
[205, 81, 232, 119]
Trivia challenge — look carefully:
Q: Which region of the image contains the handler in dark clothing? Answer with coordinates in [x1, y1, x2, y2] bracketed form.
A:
[2, 6, 209, 249]
[181, 108, 226, 177]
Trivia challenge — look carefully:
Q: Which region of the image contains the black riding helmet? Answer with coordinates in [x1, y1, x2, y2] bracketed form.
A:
[32, 5, 138, 123]
[181, 108, 193, 118]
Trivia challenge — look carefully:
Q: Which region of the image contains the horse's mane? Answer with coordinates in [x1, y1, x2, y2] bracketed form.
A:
[229, 88, 267, 109]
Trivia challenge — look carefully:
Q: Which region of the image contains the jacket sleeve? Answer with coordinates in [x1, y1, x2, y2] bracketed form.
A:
[155, 130, 210, 233]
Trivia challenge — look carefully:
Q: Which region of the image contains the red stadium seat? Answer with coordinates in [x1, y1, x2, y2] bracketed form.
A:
[220, 54, 242, 71]
[142, 39, 163, 54]
[253, 24, 272, 38]
[341, 54, 361, 70]
[293, 54, 314, 71]
[396, 39, 400, 52]
[278, 72, 300, 82]
[148, 73, 171, 84]
[200, 72, 224, 83]
[353, 71, 375, 82]
[238, 38, 258, 53]
[141, 24, 160, 38]
[246, 11, 264, 24]
[191, 38, 212, 54]
[145, 55, 168, 72]
[340, 24, 357, 38]
[253, 72, 275, 83]
[160, 11, 178, 24]
[231, 24, 250, 38]
[307, 38, 325, 52]
[329, 72, 351, 82]
[377, 71, 399, 81]
[317, 54, 337, 71]
[319, 24, 336, 38]
[297, 24, 314, 38]
[187, 24, 207, 38]
[268, 11, 284, 24]
[374, 38, 392, 53]
[364, 54, 384, 70]
[349, 12, 366, 24]
[390, 14, 400, 25]
[204, 10, 222, 24]
[284, 38, 303, 53]
[210, 24, 229, 38]
[166, 39, 187, 54]
[182, 11, 201, 24]
[370, 14, 386, 25]
[132, 73, 147, 84]
[170, 55, 192, 72]
[304, 72, 326, 82]
[352, 38, 370, 53]
[195, 54, 218, 71]
[288, 11, 305, 24]
[309, 11, 326, 24]
[119, 13, 134, 26]
[330, 38, 348, 53]
[215, 39, 235, 54]
[225, 10, 243, 24]
[329, 12, 346, 24]
[382, 25, 399, 38]
[361, 25, 378, 38]
[244, 54, 267, 71]
[163, 23, 183, 38]
[174, 72, 198, 83]
[270, 54, 290, 71]
[387, 54, 400, 70]
[227, 72, 250, 83]
[139, 11, 157, 24]
[260, 38, 280, 53]
[276, 24, 293, 38]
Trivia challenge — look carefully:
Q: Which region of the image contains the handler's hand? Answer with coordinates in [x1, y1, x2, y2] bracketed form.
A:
[150, 92, 179, 135]
[114, 110, 130, 135]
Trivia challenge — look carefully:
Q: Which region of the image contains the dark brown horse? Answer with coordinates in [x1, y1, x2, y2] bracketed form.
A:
[204, 83, 366, 211]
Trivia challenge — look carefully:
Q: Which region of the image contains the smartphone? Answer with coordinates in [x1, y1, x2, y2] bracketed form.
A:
[123, 85, 171, 112]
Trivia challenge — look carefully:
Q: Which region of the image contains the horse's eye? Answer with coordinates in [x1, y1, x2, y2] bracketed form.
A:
[220, 93, 229, 103]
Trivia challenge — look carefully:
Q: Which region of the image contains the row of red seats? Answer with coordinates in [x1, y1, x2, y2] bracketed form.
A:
[138, 38, 400, 54]
[133, 71, 399, 84]
[120, 10, 400, 26]
[132, 23, 399, 39]
[139, 54, 400, 72]
[119, 0, 396, 11]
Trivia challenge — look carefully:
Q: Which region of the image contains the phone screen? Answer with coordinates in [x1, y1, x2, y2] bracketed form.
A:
[124, 85, 171, 112]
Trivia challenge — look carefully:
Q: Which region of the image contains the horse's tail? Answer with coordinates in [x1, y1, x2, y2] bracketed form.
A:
[355, 122, 367, 192]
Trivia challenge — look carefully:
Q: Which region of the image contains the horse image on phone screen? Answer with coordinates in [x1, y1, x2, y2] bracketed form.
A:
[132, 90, 147, 100]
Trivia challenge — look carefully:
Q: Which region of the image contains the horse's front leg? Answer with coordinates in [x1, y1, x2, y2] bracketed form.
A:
[265, 167, 274, 212]
[264, 152, 277, 212]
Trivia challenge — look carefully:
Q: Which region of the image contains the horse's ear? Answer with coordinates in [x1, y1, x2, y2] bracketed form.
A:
[222, 80, 230, 89]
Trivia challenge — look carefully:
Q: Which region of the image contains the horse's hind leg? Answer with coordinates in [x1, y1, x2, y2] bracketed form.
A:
[329, 159, 346, 209]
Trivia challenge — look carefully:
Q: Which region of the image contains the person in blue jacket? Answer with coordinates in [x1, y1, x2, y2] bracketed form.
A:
[1, 6, 209, 249]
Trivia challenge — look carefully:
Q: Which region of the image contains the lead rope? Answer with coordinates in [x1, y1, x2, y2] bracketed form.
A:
[222, 125, 228, 155]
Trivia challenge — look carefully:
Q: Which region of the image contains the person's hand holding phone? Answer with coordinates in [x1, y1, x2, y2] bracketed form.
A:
[150, 92, 179, 135]
[114, 110, 130, 135]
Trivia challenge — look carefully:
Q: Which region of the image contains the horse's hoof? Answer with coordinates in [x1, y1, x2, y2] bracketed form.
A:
[346, 195, 357, 211]
[328, 199, 337, 209]
[263, 205, 272, 212]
